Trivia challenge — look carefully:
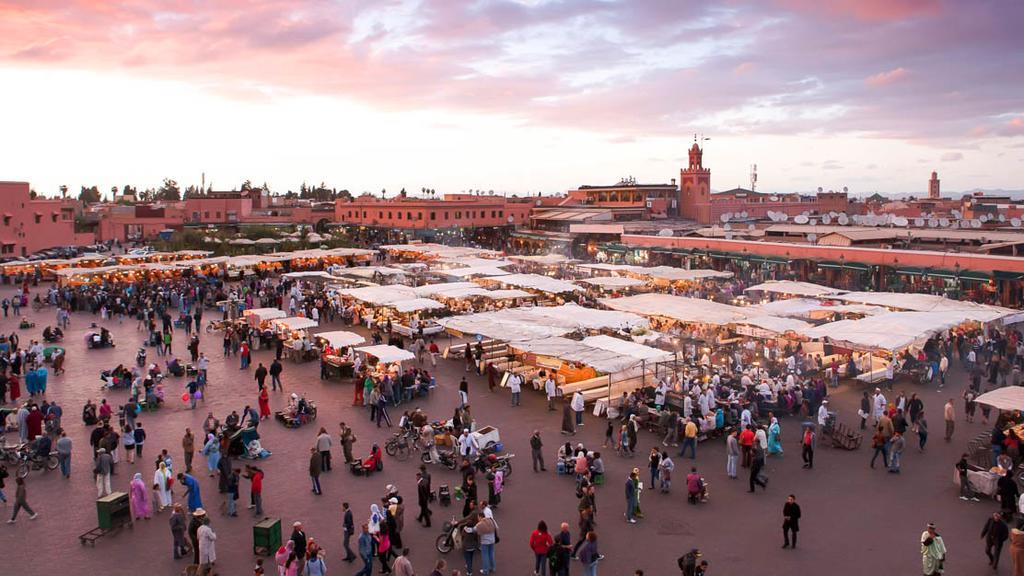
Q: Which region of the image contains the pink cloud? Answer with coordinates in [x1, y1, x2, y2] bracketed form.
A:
[940, 152, 963, 161]
[866, 67, 909, 87]
[0, 0, 1019, 146]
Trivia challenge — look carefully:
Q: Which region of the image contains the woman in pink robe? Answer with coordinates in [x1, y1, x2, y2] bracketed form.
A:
[129, 472, 151, 520]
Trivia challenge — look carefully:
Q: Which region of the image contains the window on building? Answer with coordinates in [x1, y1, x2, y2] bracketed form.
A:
[499, 210, 503, 218]
[397, 212, 402, 220]
[363, 211, 367, 218]
[407, 212, 413, 220]
[430, 212, 436, 220]
[444, 212, 449, 220]
[34, 214, 41, 224]
[456, 211, 462, 219]
[378, 211, 383, 219]
[215, 212, 221, 218]
[388, 212, 392, 219]
[204, 211, 210, 218]
[417, 212, 423, 220]
[51, 214, 58, 223]
[2, 216, 10, 226]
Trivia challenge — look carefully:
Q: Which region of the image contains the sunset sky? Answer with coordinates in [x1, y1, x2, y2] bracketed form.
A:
[1, 0, 1021, 198]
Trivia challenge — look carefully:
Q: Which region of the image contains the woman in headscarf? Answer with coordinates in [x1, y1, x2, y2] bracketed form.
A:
[202, 433, 220, 477]
[258, 386, 271, 420]
[153, 461, 174, 511]
[129, 472, 151, 519]
[767, 417, 784, 456]
[369, 504, 391, 574]
[275, 540, 298, 576]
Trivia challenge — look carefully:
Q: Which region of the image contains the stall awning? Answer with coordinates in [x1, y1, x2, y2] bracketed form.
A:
[818, 261, 870, 272]
[273, 316, 319, 331]
[314, 330, 366, 348]
[356, 345, 415, 363]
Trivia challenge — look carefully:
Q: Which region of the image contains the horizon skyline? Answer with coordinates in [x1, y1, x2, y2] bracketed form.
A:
[1, 1, 1021, 198]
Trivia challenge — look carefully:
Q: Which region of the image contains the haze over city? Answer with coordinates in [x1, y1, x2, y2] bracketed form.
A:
[1, 0, 1022, 197]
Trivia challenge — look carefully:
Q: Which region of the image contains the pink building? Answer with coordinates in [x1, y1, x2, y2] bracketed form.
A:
[0, 181, 87, 257]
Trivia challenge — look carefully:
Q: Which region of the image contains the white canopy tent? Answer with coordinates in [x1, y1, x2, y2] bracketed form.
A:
[508, 254, 573, 266]
[342, 266, 408, 279]
[599, 293, 748, 325]
[798, 311, 969, 352]
[487, 273, 582, 294]
[282, 271, 335, 281]
[273, 316, 319, 331]
[338, 285, 417, 305]
[832, 292, 1016, 323]
[437, 303, 647, 341]
[228, 238, 256, 246]
[509, 337, 643, 374]
[581, 335, 674, 364]
[356, 345, 416, 363]
[388, 298, 446, 313]
[242, 307, 287, 323]
[439, 266, 511, 278]
[975, 387, 1024, 411]
[314, 330, 366, 348]
[412, 282, 483, 297]
[749, 298, 886, 319]
[744, 280, 845, 297]
[577, 276, 646, 288]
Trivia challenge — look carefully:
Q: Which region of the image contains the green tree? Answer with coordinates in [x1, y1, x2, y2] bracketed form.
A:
[157, 178, 181, 201]
[79, 185, 101, 203]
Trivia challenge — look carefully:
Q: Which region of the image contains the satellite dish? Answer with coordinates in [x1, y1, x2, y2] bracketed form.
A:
[767, 211, 777, 221]
[851, 215, 861, 225]
[724, 233, 733, 240]
[971, 219, 982, 229]
[780, 213, 789, 222]
[657, 229, 674, 237]
[1012, 218, 1022, 228]
[740, 211, 749, 219]
[720, 213, 731, 223]
[807, 233, 818, 243]
[794, 214, 809, 225]
[748, 223, 756, 231]
[938, 218, 950, 227]
[980, 214, 989, 223]
[723, 223, 732, 231]
[894, 216, 909, 227]
[928, 218, 938, 228]
[770, 195, 779, 202]
[914, 218, 924, 227]
[999, 214, 1006, 223]
[821, 214, 832, 225]
[959, 220, 970, 229]
[838, 213, 849, 225]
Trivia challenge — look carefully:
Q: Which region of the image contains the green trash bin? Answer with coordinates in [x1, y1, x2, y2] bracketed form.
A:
[253, 517, 281, 556]
[97, 492, 130, 530]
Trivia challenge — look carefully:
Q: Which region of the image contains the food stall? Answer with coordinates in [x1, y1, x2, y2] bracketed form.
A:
[272, 316, 320, 361]
[355, 344, 416, 382]
[314, 330, 367, 379]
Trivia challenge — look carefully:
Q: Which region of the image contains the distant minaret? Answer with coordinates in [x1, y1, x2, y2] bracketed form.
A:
[929, 171, 940, 199]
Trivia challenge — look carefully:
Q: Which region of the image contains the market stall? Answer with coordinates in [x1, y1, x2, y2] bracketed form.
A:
[272, 316, 320, 361]
[314, 330, 366, 379]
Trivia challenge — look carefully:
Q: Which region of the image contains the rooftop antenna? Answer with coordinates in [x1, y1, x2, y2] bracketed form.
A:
[750, 164, 758, 192]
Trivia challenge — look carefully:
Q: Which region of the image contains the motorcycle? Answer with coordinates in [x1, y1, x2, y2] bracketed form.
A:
[420, 448, 459, 471]
[472, 452, 514, 477]
[435, 518, 459, 554]
[16, 445, 59, 479]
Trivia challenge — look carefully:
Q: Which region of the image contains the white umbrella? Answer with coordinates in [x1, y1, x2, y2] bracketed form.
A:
[229, 238, 256, 246]
[254, 238, 280, 245]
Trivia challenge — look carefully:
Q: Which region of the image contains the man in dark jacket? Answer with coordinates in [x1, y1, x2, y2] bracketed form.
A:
[254, 363, 268, 390]
[416, 471, 432, 527]
[269, 359, 283, 391]
[291, 521, 308, 565]
[982, 511, 1010, 569]
[782, 494, 801, 548]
